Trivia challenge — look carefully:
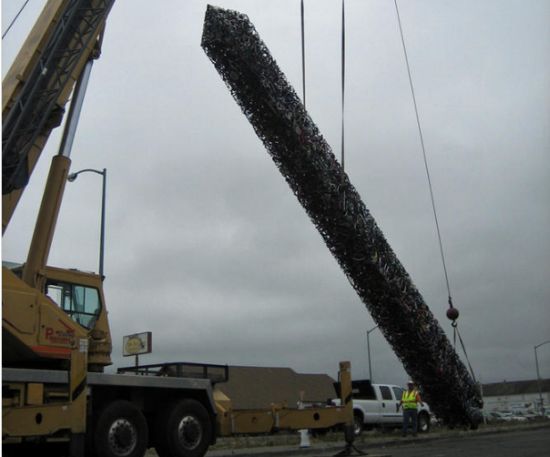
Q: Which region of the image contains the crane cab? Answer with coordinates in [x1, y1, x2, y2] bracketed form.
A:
[3, 262, 112, 371]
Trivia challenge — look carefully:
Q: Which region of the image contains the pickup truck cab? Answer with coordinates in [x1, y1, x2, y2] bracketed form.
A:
[344, 380, 431, 435]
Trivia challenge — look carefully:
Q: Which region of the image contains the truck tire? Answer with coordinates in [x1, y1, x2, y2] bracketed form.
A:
[93, 400, 148, 457]
[418, 412, 430, 433]
[353, 411, 364, 436]
[155, 399, 212, 457]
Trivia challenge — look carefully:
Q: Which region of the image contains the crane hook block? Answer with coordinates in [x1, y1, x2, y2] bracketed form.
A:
[446, 307, 459, 321]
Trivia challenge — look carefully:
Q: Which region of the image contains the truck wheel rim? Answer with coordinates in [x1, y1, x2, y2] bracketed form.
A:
[108, 418, 137, 456]
[177, 415, 202, 450]
[419, 417, 427, 431]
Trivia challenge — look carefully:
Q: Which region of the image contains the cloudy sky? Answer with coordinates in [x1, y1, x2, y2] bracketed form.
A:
[2, 0, 549, 386]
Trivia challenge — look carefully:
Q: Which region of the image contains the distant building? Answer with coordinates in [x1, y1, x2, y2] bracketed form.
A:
[481, 378, 550, 413]
[217, 367, 550, 415]
[216, 365, 337, 410]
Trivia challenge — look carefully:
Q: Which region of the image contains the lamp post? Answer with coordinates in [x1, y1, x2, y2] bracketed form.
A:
[67, 168, 107, 278]
[367, 325, 379, 382]
[534, 339, 550, 415]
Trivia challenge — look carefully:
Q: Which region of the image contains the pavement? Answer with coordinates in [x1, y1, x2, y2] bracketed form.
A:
[205, 421, 550, 457]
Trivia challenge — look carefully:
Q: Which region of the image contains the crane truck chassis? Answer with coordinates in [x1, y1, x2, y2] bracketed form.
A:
[2, 1, 356, 456]
[3, 356, 354, 457]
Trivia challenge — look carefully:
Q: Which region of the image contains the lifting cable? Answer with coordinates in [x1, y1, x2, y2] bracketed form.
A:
[300, 0, 307, 108]
[2, 0, 30, 39]
[299, 0, 477, 381]
[341, 0, 346, 171]
[301, 0, 346, 170]
[453, 322, 478, 383]
[392, 0, 477, 381]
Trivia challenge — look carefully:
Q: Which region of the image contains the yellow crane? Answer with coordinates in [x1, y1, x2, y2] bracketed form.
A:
[2, 3, 355, 456]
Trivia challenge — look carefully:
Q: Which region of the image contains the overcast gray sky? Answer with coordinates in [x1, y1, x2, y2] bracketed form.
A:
[2, 0, 549, 386]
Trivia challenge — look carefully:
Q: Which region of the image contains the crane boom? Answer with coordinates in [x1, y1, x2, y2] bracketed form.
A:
[2, 0, 115, 234]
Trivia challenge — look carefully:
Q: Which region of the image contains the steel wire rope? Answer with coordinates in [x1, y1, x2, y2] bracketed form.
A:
[393, 0, 452, 305]
[300, 0, 306, 108]
[453, 324, 478, 383]
[341, 0, 346, 171]
[393, 0, 478, 382]
[2, 0, 31, 39]
[301, 0, 345, 169]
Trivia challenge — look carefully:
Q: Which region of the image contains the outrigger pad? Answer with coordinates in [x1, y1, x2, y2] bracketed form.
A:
[201, 5, 483, 428]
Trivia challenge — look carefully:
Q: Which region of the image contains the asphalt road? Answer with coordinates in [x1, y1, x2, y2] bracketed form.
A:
[206, 424, 550, 457]
[361, 427, 549, 457]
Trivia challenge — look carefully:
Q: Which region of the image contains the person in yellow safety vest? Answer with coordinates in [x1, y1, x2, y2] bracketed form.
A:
[398, 380, 423, 437]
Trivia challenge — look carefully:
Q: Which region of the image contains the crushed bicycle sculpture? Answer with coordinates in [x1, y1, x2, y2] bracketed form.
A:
[201, 5, 483, 428]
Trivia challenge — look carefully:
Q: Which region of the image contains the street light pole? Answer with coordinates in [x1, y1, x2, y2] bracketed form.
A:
[367, 325, 379, 382]
[534, 339, 550, 415]
[99, 168, 106, 278]
[67, 168, 107, 278]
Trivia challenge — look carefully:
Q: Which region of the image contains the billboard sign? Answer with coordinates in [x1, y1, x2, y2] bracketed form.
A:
[123, 331, 152, 356]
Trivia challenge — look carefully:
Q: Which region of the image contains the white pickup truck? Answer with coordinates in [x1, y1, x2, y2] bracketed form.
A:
[335, 380, 431, 435]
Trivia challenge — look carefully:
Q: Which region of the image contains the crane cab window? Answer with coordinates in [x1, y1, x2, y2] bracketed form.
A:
[46, 281, 101, 329]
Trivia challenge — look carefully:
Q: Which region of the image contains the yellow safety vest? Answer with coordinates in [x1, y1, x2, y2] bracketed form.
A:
[402, 390, 418, 410]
